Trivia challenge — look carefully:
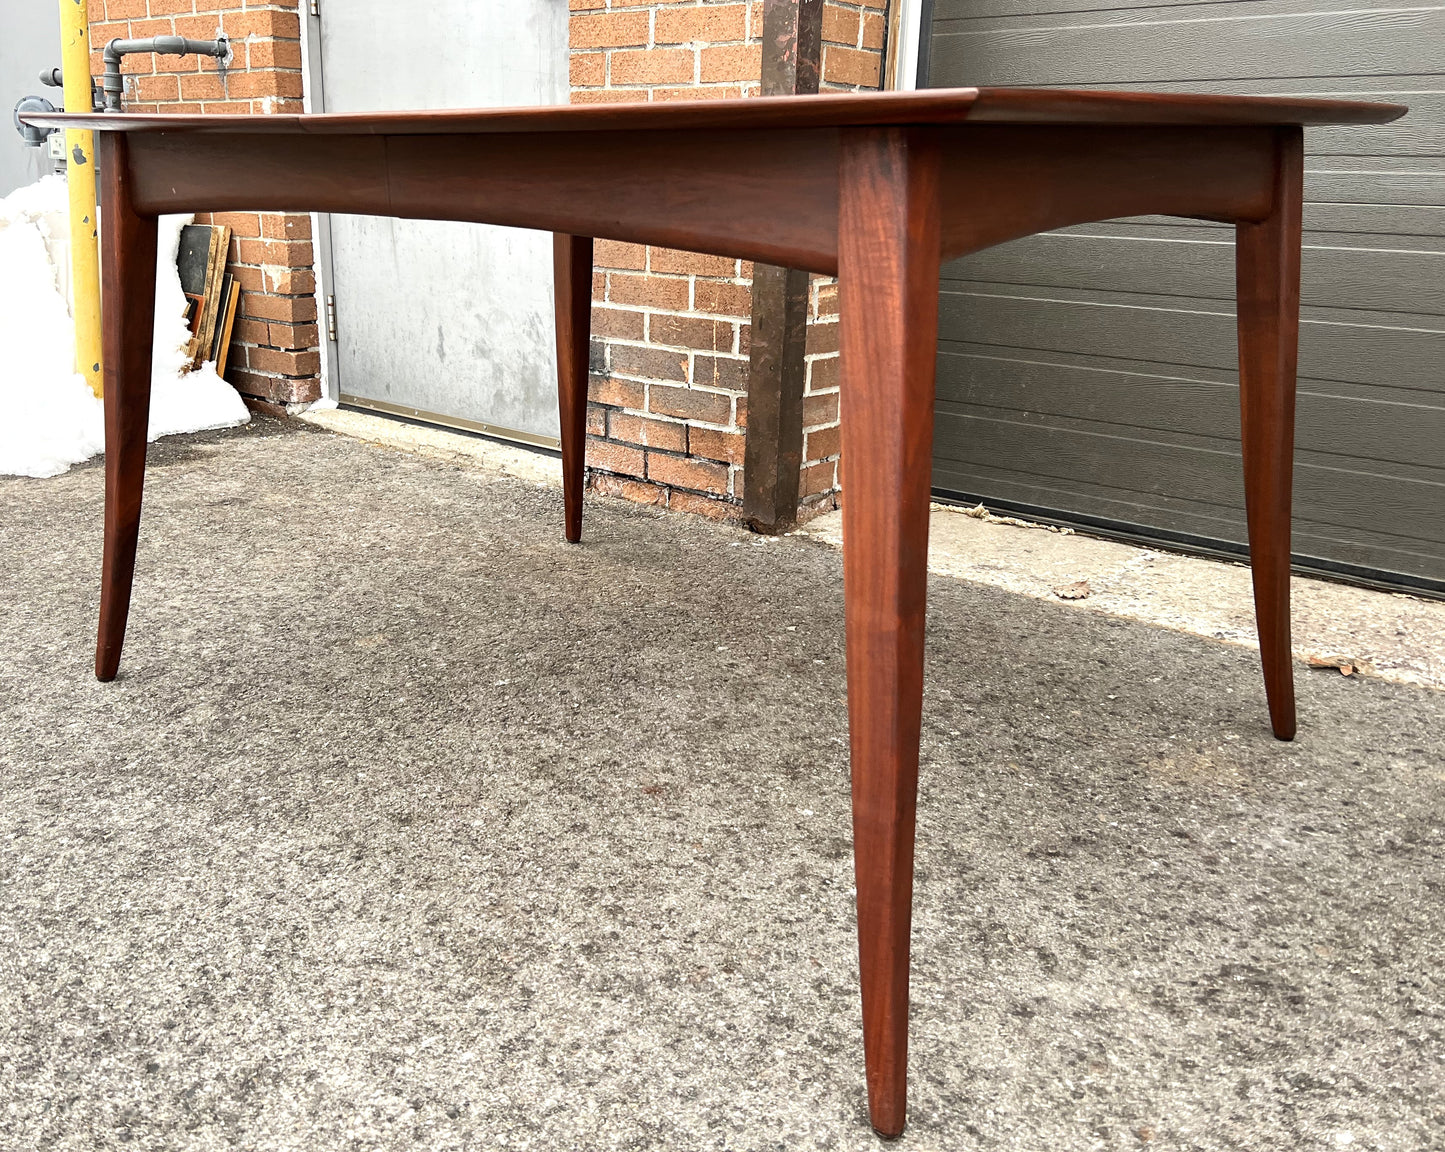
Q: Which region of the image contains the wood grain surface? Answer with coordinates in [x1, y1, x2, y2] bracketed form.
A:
[23, 86, 1407, 137]
[838, 126, 942, 1139]
[95, 133, 158, 683]
[1236, 128, 1305, 740]
[553, 234, 593, 545]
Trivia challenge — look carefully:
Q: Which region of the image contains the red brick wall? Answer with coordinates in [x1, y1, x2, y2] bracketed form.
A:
[804, 2, 886, 509]
[89, 0, 321, 404]
[91, 1, 887, 459]
[571, 0, 887, 523]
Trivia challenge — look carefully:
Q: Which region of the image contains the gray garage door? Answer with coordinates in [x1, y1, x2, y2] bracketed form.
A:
[925, 0, 1445, 593]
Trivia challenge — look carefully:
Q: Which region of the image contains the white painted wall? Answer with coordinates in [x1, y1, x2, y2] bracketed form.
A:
[1, 2, 63, 196]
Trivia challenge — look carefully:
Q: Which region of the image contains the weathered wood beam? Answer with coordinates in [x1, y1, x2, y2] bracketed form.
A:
[742, 0, 823, 533]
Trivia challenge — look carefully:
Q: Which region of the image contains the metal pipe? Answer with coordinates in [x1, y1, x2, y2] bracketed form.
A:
[101, 35, 231, 112]
[38, 66, 103, 113]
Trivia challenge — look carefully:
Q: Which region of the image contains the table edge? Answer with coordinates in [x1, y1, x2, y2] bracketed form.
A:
[20, 86, 1408, 135]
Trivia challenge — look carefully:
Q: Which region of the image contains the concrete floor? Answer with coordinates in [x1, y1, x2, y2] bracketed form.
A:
[2, 416, 1443, 1152]
[804, 508, 1445, 693]
[304, 407, 1445, 693]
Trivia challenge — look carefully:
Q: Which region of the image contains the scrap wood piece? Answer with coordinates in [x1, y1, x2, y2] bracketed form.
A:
[175, 223, 232, 368]
[176, 223, 212, 355]
[192, 224, 231, 368]
[939, 501, 1076, 534]
[1306, 654, 1356, 676]
[209, 274, 241, 375]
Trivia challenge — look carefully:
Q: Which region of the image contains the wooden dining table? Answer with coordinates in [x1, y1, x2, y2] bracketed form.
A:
[27, 88, 1406, 1137]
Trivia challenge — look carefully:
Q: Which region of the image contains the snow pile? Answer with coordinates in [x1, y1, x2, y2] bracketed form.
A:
[0, 176, 250, 479]
[0, 190, 103, 479]
[145, 215, 252, 443]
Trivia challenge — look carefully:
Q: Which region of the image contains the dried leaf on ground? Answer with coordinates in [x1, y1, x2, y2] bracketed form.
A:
[1306, 654, 1356, 676]
[1053, 580, 1091, 600]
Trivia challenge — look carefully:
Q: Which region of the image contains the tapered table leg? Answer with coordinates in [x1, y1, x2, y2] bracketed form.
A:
[554, 233, 593, 544]
[1235, 127, 1303, 741]
[837, 126, 942, 1140]
[95, 133, 158, 682]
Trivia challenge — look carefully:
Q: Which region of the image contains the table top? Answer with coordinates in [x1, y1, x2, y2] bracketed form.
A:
[24, 87, 1407, 137]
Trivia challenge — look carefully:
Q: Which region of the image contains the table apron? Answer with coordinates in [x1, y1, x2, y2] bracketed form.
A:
[936, 124, 1279, 259]
[125, 127, 845, 275]
[123, 122, 1281, 275]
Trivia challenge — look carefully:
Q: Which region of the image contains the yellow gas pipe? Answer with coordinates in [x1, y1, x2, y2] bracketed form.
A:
[58, 0, 104, 398]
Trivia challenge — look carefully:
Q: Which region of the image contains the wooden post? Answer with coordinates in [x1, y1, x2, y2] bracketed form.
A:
[742, 0, 823, 533]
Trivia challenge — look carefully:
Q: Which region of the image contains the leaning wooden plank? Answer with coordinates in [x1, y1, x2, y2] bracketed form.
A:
[193, 224, 230, 368]
[206, 273, 233, 364]
[212, 276, 241, 376]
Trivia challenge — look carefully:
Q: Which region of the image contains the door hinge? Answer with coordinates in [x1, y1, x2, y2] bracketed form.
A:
[309, 0, 320, 18]
[325, 294, 337, 343]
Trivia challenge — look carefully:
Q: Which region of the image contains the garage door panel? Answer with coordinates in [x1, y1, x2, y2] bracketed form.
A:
[928, 0, 1444, 587]
[1122, 204, 1445, 237]
[933, 457, 1254, 541]
[936, 350, 1445, 467]
[935, 410, 1246, 505]
[1307, 163, 1444, 206]
[1052, 220, 1444, 256]
[938, 353, 1240, 442]
[1283, 521, 1445, 574]
[936, 0, 1442, 34]
[938, 291, 1445, 391]
[934, 0, 1247, 21]
[937, 396, 1445, 499]
[944, 78, 1445, 155]
[943, 234, 1445, 315]
[933, 412, 1445, 551]
[934, 0, 1438, 23]
[931, 9, 1445, 88]
[933, 456, 1445, 579]
[939, 338, 1442, 412]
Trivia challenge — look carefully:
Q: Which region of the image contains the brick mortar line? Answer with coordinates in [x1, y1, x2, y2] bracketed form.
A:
[595, 437, 736, 465]
[604, 337, 749, 356]
[596, 409, 744, 431]
[588, 442, 837, 470]
[608, 380, 748, 402]
[588, 470, 745, 506]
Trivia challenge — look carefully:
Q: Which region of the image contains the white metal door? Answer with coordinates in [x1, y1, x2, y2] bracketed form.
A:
[314, 0, 569, 444]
